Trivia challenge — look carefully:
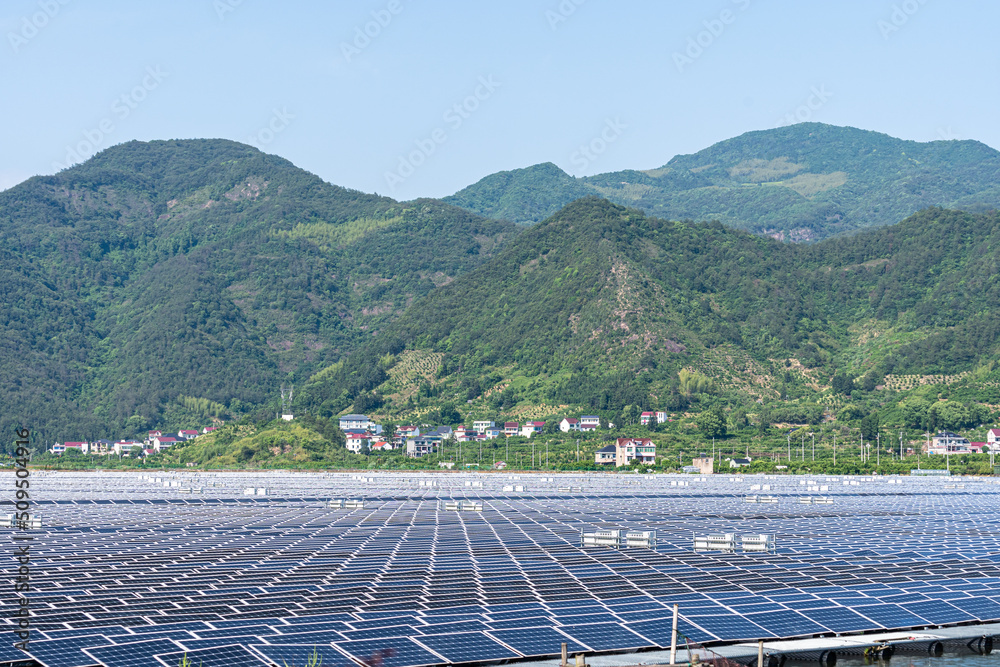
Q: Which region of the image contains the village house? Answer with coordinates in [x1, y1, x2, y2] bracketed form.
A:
[152, 436, 180, 453]
[473, 420, 495, 433]
[730, 457, 752, 468]
[640, 411, 668, 425]
[345, 434, 371, 453]
[504, 422, 520, 437]
[929, 431, 972, 455]
[406, 436, 437, 458]
[484, 426, 502, 440]
[520, 421, 545, 438]
[559, 418, 581, 432]
[594, 444, 617, 465]
[177, 430, 199, 440]
[202, 426, 218, 434]
[580, 416, 600, 430]
[114, 440, 142, 456]
[595, 438, 656, 467]
[51, 442, 87, 455]
[90, 439, 113, 455]
[339, 414, 372, 431]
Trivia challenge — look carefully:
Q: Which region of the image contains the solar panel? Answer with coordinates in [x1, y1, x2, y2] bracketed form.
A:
[851, 604, 929, 629]
[684, 613, 771, 641]
[796, 606, 881, 633]
[249, 644, 354, 667]
[556, 622, 654, 651]
[155, 644, 270, 667]
[25, 636, 113, 667]
[333, 637, 444, 667]
[414, 632, 521, 663]
[630, 617, 717, 646]
[486, 626, 588, 657]
[743, 610, 829, 637]
[83, 639, 186, 667]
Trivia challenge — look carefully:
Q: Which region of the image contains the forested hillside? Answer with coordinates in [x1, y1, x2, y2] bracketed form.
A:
[0, 139, 517, 444]
[445, 123, 1000, 240]
[301, 198, 1000, 425]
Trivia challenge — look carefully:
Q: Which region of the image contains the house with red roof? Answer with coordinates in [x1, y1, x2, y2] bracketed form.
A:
[504, 422, 520, 437]
[520, 421, 545, 438]
[152, 436, 180, 453]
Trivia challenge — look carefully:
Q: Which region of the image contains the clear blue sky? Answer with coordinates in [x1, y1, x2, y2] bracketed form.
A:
[2, 0, 998, 200]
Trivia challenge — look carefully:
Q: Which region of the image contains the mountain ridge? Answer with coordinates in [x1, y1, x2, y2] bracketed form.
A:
[444, 123, 1000, 241]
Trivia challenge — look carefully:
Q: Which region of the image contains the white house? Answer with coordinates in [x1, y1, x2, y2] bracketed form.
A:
[339, 414, 372, 431]
[987, 429, 1000, 447]
[177, 430, 199, 440]
[406, 437, 437, 458]
[152, 436, 180, 453]
[114, 440, 141, 456]
[473, 420, 495, 433]
[929, 431, 971, 455]
[346, 434, 371, 453]
[580, 416, 600, 430]
[560, 418, 581, 432]
[520, 421, 545, 438]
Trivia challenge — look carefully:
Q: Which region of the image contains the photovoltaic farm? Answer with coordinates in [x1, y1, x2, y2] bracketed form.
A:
[3, 471, 1000, 666]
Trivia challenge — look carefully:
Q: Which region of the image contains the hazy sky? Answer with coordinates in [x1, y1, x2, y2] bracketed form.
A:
[2, 1, 998, 200]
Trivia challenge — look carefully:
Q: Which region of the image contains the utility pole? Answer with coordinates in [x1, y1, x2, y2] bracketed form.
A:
[860, 435, 864, 463]
[833, 433, 837, 466]
[811, 432, 815, 461]
[532, 441, 535, 468]
[787, 434, 790, 461]
[876, 433, 880, 468]
[801, 432, 805, 461]
[576, 439, 580, 463]
[899, 431, 903, 461]
[546, 440, 549, 469]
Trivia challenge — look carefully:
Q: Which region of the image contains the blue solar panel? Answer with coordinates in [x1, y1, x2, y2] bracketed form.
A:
[631, 617, 717, 646]
[265, 629, 346, 644]
[947, 596, 1000, 621]
[685, 614, 771, 641]
[155, 644, 270, 667]
[795, 606, 880, 633]
[334, 637, 444, 667]
[487, 627, 589, 658]
[249, 644, 354, 667]
[415, 631, 521, 663]
[417, 620, 490, 635]
[26, 636, 113, 667]
[905, 600, 975, 624]
[557, 622, 654, 651]
[84, 639, 186, 667]
[851, 604, 928, 629]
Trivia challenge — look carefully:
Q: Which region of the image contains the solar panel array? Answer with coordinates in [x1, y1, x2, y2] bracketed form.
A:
[2, 471, 1000, 667]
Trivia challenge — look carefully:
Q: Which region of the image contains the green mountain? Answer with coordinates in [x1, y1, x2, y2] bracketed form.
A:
[301, 198, 1000, 423]
[0, 139, 517, 443]
[444, 123, 1000, 240]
